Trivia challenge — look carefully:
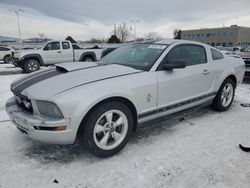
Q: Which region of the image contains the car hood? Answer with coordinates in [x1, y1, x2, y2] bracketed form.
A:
[16, 49, 40, 56]
[11, 62, 142, 99]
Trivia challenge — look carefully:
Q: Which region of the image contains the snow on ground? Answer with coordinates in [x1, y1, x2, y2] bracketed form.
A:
[0, 63, 250, 188]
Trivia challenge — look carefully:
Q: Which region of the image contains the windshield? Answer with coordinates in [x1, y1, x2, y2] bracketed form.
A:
[101, 43, 168, 71]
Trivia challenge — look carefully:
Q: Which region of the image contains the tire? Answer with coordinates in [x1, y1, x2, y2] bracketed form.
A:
[212, 78, 236, 111]
[13, 62, 19, 67]
[82, 56, 94, 62]
[23, 59, 40, 73]
[80, 101, 134, 157]
[3, 55, 11, 64]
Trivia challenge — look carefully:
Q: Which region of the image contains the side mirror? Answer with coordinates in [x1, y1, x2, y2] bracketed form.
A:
[162, 60, 186, 70]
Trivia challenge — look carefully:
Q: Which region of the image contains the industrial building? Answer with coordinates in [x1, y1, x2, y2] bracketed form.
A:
[181, 25, 250, 47]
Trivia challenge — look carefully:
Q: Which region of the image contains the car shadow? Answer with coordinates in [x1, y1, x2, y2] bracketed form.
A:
[0, 70, 24, 75]
[23, 105, 216, 164]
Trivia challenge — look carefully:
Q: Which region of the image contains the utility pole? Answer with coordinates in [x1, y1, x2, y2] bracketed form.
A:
[114, 23, 117, 35]
[131, 20, 140, 41]
[9, 8, 24, 43]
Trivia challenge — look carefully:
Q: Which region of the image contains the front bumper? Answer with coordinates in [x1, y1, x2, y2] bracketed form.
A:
[5, 97, 76, 145]
[12, 58, 24, 67]
[244, 65, 250, 79]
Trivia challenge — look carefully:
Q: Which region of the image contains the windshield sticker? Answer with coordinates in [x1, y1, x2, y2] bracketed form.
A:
[148, 45, 166, 49]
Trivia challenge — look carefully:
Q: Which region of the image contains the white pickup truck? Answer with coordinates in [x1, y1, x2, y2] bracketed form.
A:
[12, 40, 103, 73]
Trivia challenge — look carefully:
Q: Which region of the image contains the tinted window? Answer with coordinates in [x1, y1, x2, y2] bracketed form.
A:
[166, 44, 207, 66]
[102, 44, 167, 71]
[211, 49, 224, 60]
[44, 42, 60, 50]
[62, 42, 70, 49]
[0, 47, 10, 51]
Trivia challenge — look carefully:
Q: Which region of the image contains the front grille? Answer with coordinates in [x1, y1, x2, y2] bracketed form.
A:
[16, 126, 28, 135]
[14, 93, 33, 113]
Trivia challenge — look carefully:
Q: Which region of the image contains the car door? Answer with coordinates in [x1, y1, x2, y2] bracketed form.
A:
[156, 44, 216, 115]
[61, 41, 74, 62]
[42, 42, 63, 64]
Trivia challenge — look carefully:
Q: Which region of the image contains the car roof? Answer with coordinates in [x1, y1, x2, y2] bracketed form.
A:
[155, 39, 208, 46]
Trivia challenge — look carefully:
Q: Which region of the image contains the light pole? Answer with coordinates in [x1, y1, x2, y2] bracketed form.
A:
[9, 8, 24, 43]
[131, 20, 140, 41]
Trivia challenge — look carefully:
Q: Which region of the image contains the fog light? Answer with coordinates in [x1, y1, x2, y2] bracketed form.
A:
[52, 126, 67, 131]
[34, 125, 67, 131]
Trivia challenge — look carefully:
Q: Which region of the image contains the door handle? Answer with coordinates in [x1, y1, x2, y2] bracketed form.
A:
[57, 51, 62, 53]
[202, 69, 210, 75]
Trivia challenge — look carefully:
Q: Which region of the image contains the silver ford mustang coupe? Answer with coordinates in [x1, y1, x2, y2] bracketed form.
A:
[6, 39, 245, 157]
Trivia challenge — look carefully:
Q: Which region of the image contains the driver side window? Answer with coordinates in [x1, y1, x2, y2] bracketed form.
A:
[44, 42, 60, 51]
[165, 44, 207, 66]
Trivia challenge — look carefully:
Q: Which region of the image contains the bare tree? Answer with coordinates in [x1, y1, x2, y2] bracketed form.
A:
[38, 33, 46, 40]
[144, 32, 162, 40]
[116, 23, 131, 42]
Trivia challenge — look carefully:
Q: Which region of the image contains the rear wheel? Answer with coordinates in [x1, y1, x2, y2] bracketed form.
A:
[82, 56, 94, 62]
[212, 78, 235, 111]
[80, 102, 133, 157]
[23, 59, 40, 73]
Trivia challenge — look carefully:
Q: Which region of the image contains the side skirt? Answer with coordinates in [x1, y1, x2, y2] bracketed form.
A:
[137, 92, 217, 124]
[137, 100, 213, 129]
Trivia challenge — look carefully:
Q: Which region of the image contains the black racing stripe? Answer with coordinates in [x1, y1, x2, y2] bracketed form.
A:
[11, 64, 104, 94]
[56, 71, 143, 95]
[12, 69, 62, 94]
[138, 109, 158, 119]
[11, 68, 53, 89]
[138, 92, 217, 119]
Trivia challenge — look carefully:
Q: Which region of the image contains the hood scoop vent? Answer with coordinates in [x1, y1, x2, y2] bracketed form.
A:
[56, 66, 68, 72]
[55, 62, 99, 72]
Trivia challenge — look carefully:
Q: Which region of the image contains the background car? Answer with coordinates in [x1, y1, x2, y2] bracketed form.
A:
[12, 40, 103, 73]
[0, 46, 13, 63]
[238, 45, 250, 78]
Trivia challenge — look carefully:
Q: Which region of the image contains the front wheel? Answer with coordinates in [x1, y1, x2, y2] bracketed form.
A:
[3, 55, 12, 64]
[80, 102, 134, 157]
[82, 57, 94, 62]
[23, 59, 40, 73]
[212, 78, 235, 111]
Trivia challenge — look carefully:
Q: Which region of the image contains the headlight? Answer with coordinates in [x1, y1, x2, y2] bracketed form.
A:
[14, 52, 21, 59]
[23, 99, 32, 109]
[14, 95, 33, 112]
[35, 100, 63, 118]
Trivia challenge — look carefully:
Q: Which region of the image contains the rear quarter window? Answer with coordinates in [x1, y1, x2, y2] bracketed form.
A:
[211, 48, 224, 60]
[62, 42, 70, 49]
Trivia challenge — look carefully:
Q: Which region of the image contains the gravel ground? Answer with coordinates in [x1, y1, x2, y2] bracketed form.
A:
[0, 63, 250, 188]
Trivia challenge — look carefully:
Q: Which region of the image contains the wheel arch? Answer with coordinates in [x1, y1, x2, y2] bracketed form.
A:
[3, 54, 11, 59]
[216, 73, 237, 92]
[77, 96, 138, 139]
[225, 74, 237, 86]
[22, 54, 44, 65]
[80, 52, 97, 61]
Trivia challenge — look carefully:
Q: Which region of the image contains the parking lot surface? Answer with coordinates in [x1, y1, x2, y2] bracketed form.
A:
[0, 63, 250, 188]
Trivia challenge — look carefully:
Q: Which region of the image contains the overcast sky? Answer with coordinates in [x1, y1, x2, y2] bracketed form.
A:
[0, 0, 250, 40]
